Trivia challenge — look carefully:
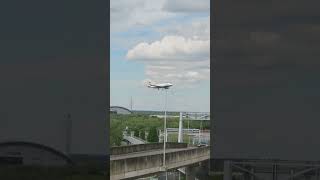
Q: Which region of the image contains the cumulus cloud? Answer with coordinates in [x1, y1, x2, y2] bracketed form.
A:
[111, 0, 210, 88]
[126, 35, 209, 87]
[158, 16, 210, 40]
[126, 35, 210, 87]
[126, 35, 209, 61]
[111, 0, 174, 32]
[111, 0, 210, 32]
[163, 0, 210, 13]
[141, 63, 210, 88]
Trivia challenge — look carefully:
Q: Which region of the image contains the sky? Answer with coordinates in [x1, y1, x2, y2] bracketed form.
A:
[110, 0, 210, 112]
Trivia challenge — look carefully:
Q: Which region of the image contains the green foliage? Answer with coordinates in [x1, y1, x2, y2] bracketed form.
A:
[140, 130, 146, 140]
[109, 114, 210, 146]
[110, 119, 124, 146]
[147, 127, 159, 142]
[110, 114, 209, 130]
[134, 129, 139, 137]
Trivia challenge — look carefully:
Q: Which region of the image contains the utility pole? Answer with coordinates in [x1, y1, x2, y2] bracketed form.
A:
[178, 112, 183, 143]
[130, 96, 133, 111]
[163, 89, 168, 180]
[145, 81, 173, 180]
[188, 118, 190, 144]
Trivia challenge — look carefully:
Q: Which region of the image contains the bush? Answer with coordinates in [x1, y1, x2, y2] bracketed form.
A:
[147, 127, 158, 142]
[110, 119, 124, 146]
[140, 130, 146, 140]
[134, 129, 139, 137]
[110, 114, 211, 145]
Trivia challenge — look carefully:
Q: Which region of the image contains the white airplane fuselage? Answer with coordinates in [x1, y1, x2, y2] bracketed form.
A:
[147, 82, 173, 89]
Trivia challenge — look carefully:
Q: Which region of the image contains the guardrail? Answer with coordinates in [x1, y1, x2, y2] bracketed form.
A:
[123, 135, 146, 144]
[110, 146, 210, 179]
[166, 128, 200, 133]
[111, 142, 188, 155]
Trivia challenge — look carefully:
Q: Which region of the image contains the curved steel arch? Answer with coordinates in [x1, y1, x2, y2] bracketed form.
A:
[110, 106, 132, 113]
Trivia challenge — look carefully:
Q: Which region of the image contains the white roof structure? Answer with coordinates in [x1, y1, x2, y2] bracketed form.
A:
[110, 106, 132, 115]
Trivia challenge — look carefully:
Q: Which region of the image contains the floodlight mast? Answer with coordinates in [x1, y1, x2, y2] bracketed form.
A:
[146, 81, 173, 179]
[163, 88, 167, 168]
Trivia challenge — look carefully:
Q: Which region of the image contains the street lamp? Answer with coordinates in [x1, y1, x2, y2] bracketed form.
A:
[146, 82, 173, 179]
[163, 88, 168, 169]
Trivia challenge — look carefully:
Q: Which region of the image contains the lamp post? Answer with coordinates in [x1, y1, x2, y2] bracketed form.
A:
[146, 82, 172, 180]
[163, 88, 167, 170]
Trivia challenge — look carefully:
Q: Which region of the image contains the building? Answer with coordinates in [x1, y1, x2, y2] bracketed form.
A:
[110, 106, 132, 115]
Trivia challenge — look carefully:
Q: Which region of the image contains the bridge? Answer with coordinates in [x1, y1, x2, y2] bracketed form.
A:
[123, 134, 146, 145]
[110, 143, 210, 180]
[166, 128, 200, 134]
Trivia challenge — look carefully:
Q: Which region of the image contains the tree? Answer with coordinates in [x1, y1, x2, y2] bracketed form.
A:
[110, 120, 123, 146]
[140, 130, 146, 140]
[134, 129, 139, 137]
[147, 127, 158, 142]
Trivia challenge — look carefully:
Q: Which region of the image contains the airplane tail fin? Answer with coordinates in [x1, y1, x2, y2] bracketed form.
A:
[144, 79, 156, 87]
[148, 80, 154, 86]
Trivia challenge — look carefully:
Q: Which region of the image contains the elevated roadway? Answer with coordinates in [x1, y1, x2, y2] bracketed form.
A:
[110, 143, 209, 180]
[123, 135, 146, 145]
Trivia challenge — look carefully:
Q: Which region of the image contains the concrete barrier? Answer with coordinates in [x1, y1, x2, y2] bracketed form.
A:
[111, 143, 188, 155]
[110, 146, 210, 179]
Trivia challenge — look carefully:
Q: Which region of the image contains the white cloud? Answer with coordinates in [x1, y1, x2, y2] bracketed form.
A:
[111, 0, 210, 111]
[162, 0, 210, 13]
[126, 36, 209, 61]
[158, 16, 210, 40]
[126, 35, 210, 87]
[111, 0, 210, 89]
[111, 0, 174, 32]
[110, 0, 210, 33]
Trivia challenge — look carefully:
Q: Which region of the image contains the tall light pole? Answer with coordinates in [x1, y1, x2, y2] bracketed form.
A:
[146, 81, 173, 180]
[163, 88, 167, 170]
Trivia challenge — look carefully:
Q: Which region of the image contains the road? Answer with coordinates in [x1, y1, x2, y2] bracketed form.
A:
[123, 135, 146, 145]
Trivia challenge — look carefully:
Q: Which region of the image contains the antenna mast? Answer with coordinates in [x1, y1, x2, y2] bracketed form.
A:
[130, 96, 133, 111]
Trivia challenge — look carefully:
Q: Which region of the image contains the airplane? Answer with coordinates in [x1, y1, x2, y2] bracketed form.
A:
[147, 81, 173, 90]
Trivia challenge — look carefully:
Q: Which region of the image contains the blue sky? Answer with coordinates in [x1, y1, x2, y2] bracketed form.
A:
[110, 0, 210, 112]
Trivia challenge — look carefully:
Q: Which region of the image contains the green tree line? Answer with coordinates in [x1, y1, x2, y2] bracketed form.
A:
[110, 114, 210, 146]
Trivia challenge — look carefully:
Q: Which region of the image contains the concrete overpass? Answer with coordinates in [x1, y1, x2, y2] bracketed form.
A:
[123, 134, 146, 145]
[110, 143, 210, 180]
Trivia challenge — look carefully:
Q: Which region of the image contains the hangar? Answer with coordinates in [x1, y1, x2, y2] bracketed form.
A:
[110, 106, 132, 115]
